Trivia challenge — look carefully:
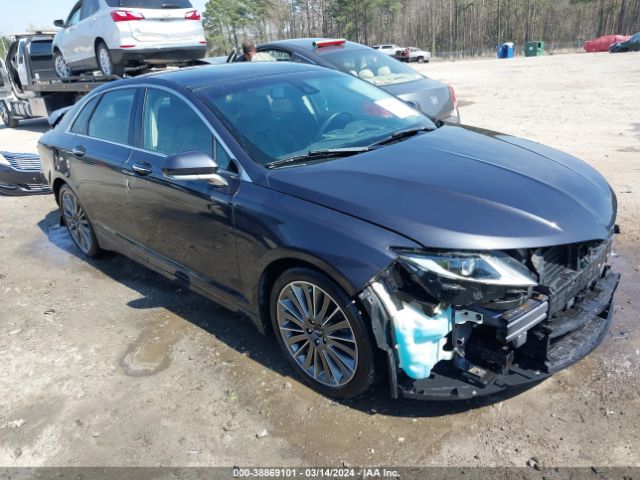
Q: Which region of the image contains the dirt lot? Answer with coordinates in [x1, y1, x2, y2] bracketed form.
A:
[1, 52, 639, 469]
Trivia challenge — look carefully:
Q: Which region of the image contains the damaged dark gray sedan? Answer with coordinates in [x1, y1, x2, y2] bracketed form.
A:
[38, 62, 619, 400]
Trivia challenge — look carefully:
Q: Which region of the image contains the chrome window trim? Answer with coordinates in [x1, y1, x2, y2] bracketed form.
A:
[66, 83, 251, 182]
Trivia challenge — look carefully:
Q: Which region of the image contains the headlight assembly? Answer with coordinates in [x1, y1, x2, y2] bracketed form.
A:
[0, 153, 9, 167]
[395, 250, 537, 307]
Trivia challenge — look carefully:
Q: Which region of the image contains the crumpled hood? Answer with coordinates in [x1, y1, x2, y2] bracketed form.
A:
[265, 125, 616, 250]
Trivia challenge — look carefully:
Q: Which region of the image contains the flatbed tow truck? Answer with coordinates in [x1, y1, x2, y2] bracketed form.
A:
[1, 32, 142, 128]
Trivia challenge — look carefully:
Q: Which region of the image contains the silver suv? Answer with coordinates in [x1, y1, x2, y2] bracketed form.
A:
[52, 0, 207, 79]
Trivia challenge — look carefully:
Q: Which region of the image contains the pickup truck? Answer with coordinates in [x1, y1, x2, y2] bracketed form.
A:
[395, 47, 431, 63]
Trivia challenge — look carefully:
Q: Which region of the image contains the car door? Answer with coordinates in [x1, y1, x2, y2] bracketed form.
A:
[76, 0, 101, 68]
[125, 87, 243, 299]
[67, 87, 141, 244]
[57, 2, 83, 66]
[0, 60, 10, 98]
[16, 39, 30, 87]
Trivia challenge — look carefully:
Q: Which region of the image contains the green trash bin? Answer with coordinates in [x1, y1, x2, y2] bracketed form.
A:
[525, 41, 545, 56]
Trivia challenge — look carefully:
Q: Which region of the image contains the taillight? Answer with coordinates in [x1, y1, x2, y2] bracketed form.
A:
[448, 85, 458, 108]
[185, 10, 201, 20]
[111, 10, 145, 22]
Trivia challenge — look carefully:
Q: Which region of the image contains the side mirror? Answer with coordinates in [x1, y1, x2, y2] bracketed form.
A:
[54, 19, 65, 28]
[48, 106, 72, 128]
[162, 150, 228, 186]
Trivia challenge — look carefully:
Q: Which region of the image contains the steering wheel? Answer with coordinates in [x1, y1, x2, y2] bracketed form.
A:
[318, 112, 353, 137]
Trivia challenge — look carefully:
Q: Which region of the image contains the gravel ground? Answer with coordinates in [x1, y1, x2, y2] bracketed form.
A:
[0, 52, 639, 468]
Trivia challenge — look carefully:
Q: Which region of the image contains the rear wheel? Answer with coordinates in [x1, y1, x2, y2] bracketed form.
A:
[97, 42, 124, 77]
[59, 185, 101, 257]
[0, 101, 19, 128]
[54, 50, 72, 80]
[270, 268, 376, 398]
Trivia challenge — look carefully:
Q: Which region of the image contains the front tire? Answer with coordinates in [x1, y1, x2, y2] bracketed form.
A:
[97, 42, 124, 77]
[59, 185, 101, 257]
[54, 50, 72, 80]
[417, 56, 424, 63]
[270, 268, 376, 398]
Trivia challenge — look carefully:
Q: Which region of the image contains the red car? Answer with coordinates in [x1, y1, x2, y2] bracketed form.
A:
[584, 34, 630, 52]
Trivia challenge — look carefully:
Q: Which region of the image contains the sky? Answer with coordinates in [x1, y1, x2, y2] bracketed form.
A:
[0, 0, 208, 36]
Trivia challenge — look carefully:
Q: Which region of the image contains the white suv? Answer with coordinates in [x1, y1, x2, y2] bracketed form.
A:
[52, 0, 207, 79]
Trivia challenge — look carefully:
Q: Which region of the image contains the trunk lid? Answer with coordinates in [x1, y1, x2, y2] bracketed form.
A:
[382, 77, 455, 121]
[109, 0, 202, 43]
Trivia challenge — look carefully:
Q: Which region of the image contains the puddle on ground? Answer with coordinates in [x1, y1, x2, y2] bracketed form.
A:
[121, 312, 187, 376]
[25, 223, 76, 268]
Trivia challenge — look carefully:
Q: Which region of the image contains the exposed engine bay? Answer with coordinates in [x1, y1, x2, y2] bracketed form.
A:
[359, 236, 620, 399]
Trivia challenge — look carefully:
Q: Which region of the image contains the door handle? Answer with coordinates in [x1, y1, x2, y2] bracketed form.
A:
[132, 162, 153, 176]
[72, 146, 86, 158]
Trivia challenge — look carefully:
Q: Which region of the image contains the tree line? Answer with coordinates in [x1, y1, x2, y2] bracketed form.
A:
[203, 0, 640, 56]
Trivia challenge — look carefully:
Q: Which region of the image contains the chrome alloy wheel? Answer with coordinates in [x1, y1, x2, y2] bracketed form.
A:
[0, 101, 9, 125]
[98, 47, 113, 75]
[277, 281, 358, 387]
[61, 190, 93, 254]
[54, 53, 71, 79]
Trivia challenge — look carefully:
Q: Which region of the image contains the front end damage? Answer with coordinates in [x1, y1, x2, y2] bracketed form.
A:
[358, 237, 620, 400]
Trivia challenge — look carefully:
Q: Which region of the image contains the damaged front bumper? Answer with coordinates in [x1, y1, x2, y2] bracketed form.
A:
[0, 152, 50, 196]
[359, 261, 620, 401]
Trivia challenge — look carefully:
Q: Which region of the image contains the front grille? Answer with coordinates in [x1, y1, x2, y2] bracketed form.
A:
[1, 151, 42, 172]
[23, 183, 50, 192]
[534, 239, 611, 317]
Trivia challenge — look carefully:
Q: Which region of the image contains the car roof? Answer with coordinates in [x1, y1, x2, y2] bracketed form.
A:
[130, 62, 332, 91]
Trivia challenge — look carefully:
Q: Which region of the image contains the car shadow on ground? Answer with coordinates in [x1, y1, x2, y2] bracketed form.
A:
[36, 208, 540, 418]
[1, 118, 49, 134]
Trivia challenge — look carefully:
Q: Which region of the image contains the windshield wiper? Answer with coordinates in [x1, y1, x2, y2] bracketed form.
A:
[368, 127, 434, 148]
[266, 147, 370, 169]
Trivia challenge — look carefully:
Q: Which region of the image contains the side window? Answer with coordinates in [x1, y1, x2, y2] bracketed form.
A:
[291, 53, 311, 64]
[87, 88, 136, 144]
[259, 49, 292, 62]
[143, 89, 213, 157]
[70, 95, 100, 134]
[67, 4, 82, 27]
[81, 0, 100, 20]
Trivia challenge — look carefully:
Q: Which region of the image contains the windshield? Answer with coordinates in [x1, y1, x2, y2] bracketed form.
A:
[197, 70, 435, 166]
[319, 48, 423, 87]
[105, 0, 193, 8]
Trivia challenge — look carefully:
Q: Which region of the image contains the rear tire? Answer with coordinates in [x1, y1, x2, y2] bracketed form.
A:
[53, 50, 72, 80]
[97, 42, 125, 77]
[270, 268, 376, 399]
[59, 184, 101, 258]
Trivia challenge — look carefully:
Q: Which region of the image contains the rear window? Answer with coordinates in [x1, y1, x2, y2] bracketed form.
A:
[320, 48, 422, 87]
[28, 41, 53, 58]
[105, 0, 192, 7]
